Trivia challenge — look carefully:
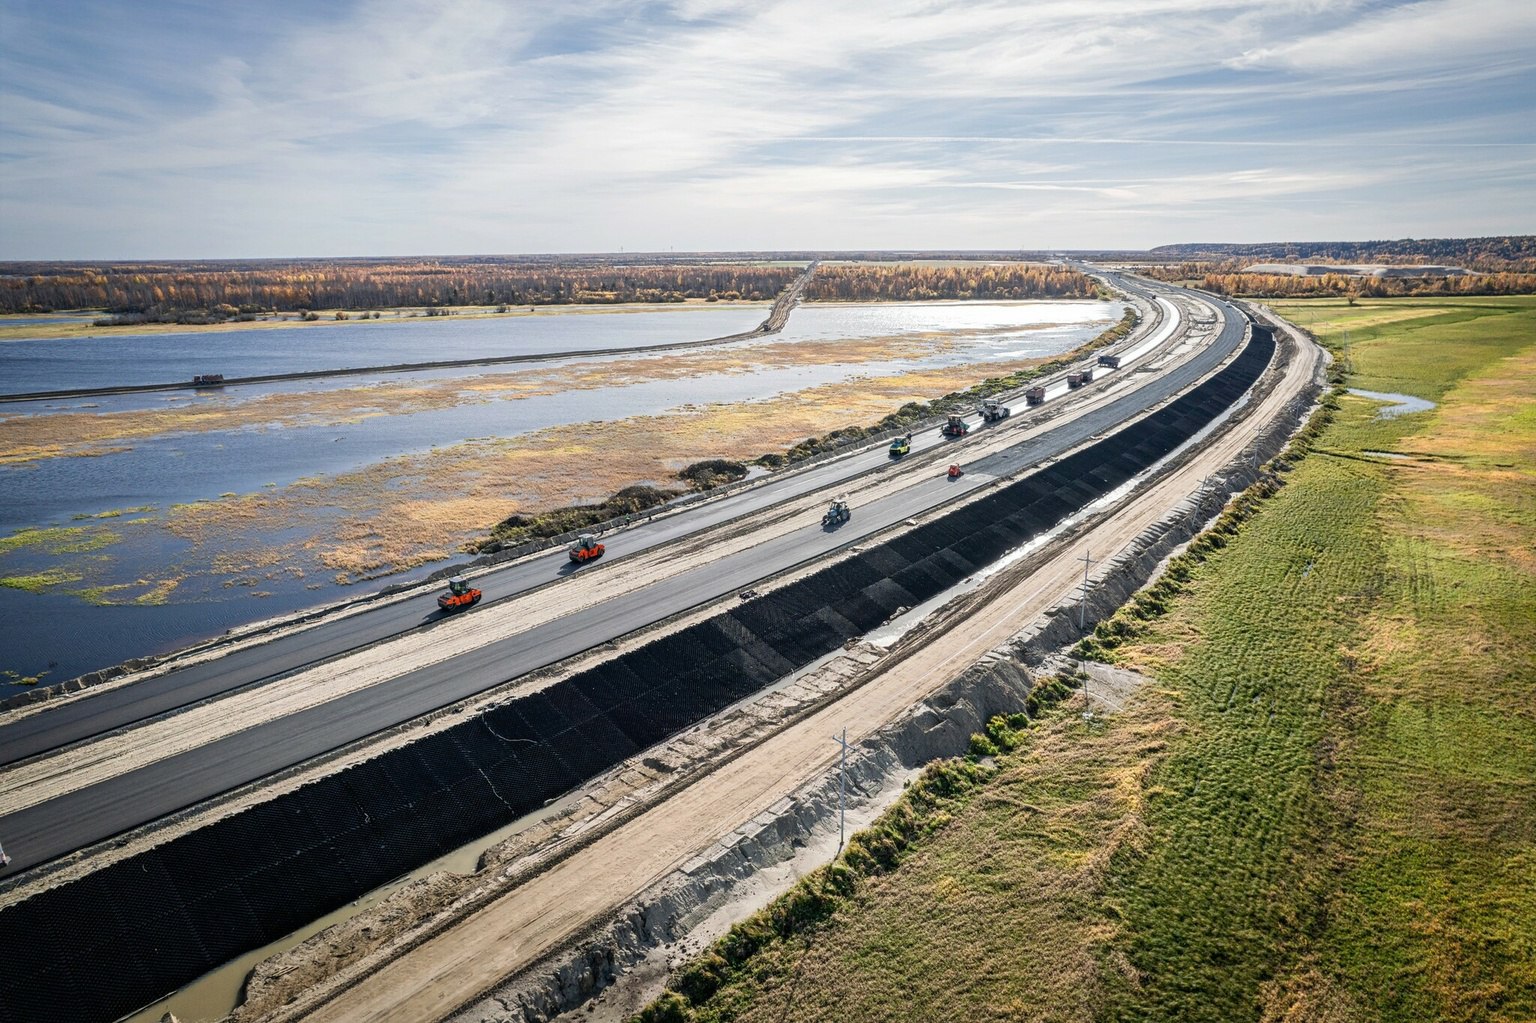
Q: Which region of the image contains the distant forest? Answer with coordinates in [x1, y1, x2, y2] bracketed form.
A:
[7, 238, 1532, 316]
[1149, 235, 1536, 272]
[0, 258, 1099, 318]
[0, 260, 803, 316]
[1140, 266, 1536, 298]
[804, 263, 1095, 301]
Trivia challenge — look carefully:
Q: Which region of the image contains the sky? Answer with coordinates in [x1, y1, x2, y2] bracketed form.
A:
[2, 0, 1534, 259]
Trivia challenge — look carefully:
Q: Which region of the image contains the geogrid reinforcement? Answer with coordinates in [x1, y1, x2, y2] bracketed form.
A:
[0, 328, 1274, 1023]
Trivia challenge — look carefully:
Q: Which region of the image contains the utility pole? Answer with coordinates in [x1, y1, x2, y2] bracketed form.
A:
[1078, 548, 1098, 632]
[832, 728, 852, 853]
[1079, 548, 1098, 720]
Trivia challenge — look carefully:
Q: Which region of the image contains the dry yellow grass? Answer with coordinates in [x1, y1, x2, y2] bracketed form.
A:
[0, 327, 1023, 465]
[160, 353, 1057, 582]
[10, 326, 1073, 594]
[677, 690, 1183, 1023]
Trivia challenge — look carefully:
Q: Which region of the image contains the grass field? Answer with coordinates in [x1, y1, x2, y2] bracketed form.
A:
[634, 296, 1536, 1022]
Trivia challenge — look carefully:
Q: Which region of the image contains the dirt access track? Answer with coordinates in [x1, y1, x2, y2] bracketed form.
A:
[234, 305, 1324, 1023]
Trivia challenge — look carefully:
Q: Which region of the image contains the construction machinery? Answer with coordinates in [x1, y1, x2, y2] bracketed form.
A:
[822, 498, 851, 528]
[1025, 385, 1047, 407]
[947, 463, 964, 480]
[941, 414, 969, 438]
[568, 533, 605, 564]
[1067, 369, 1093, 389]
[437, 576, 482, 612]
[190, 373, 225, 387]
[1097, 353, 1121, 369]
[889, 433, 912, 458]
[978, 397, 1010, 422]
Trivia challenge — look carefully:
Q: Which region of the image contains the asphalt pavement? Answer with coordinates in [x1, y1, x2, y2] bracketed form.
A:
[0, 274, 1246, 874]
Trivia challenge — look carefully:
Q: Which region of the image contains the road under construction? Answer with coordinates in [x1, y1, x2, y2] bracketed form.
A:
[0, 269, 1326, 1023]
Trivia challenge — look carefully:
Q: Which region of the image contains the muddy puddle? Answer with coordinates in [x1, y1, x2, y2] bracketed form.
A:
[1347, 387, 1436, 418]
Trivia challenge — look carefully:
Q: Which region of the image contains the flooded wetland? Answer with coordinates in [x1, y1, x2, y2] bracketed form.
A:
[0, 299, 1117, 688]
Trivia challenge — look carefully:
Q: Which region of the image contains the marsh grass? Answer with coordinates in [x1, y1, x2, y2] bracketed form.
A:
[1, 568, 83, 592]
[0, 320, 1095, 601]
[0, 525, 118, 556]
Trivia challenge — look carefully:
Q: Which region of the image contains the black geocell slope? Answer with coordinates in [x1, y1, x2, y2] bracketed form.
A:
[0, 328, 1275, 1023]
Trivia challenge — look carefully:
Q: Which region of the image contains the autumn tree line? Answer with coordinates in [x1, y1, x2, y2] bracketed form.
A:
[0, 261, 808, 315]
[803, 263, 1096, 301]
[1140, 265, 1536, 298]
[0, 259, 1101, 317]
[1149, 235, 1536, 272]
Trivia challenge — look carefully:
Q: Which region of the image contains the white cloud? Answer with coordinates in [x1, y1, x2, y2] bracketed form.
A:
[1, 0, 1533, 256]
[1226, 0, 1536, 75]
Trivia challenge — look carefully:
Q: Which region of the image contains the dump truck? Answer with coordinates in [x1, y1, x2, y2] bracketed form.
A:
[437, 576, 482, 612]
[1097, 353, 1121, 369]
[1025, 385, 1047, 407]
[569, 533, 605, 564]
[889, 433, 912, 457]
[978, 397, 1010, 422]
[941, 414, 970, 437]
[1067, 369, 1093, 389]
[191, 373, 225, 387]
[822, 498, 851, 527]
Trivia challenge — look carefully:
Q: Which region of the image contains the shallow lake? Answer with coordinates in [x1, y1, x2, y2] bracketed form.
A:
[0, 306, 765, 394]
[0, 300, 1116, 688]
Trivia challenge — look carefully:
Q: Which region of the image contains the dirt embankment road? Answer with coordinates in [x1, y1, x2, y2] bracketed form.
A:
[1, 265, 816, 403]
[265, 321, 1322, 1023]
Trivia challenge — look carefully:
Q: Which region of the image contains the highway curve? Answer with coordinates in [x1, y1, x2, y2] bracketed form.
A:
[0, 283, 1220, 867]
[0, 279, 1276, 1023]
[0, 271, 1167, 768]
[0, 276, 1235, 876]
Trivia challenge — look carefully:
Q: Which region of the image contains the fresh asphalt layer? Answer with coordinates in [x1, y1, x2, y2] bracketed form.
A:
[0, 276, 1242, 875]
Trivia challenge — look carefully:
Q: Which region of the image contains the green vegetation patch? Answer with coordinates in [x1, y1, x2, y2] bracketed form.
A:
[634, 296, 1535, 1023]
[677, 459, 750, 490]
[480, 483, 680, 550]
[71, 505, 153, 521]
[1085, 396, 1393, 1023]
[0, 524, 119, 556]
[1274, 296, 1536, 400]
[632, 681, 1088, 1023]
[1086, 298, 1536, 1022]
[1, 568, 84, 592]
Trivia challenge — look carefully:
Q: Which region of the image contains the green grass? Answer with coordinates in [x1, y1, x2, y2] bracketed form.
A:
[1274, 296, 1536, 400]
[633, 296, 1536, 1023]
[0, 524, 118, 556]
[70, 505, 154, 521]
[1094, 398, 1393, 1022]
[0, 568, 83, 592]
[1103, 299, 1536, 1022]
